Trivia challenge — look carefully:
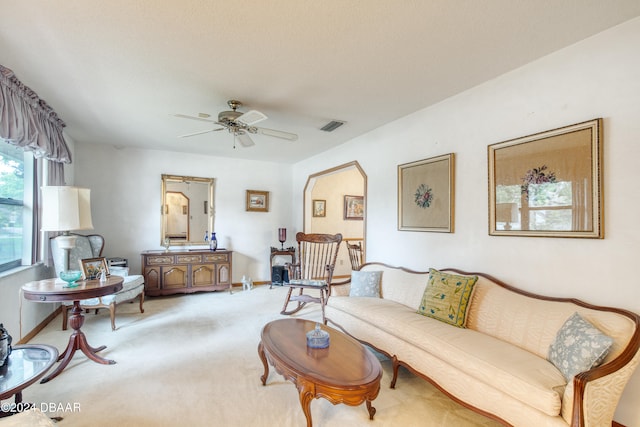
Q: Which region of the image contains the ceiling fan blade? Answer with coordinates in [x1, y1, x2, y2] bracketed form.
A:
[178, 128, 223, 138]
[174, 113, 218, 123]
[236, 132, 255, 147]
[255, 127, 298, 141]
[236, 110, 267, 126]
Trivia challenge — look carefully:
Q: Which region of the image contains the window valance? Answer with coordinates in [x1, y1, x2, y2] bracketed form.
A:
[0, 64, 71, 163]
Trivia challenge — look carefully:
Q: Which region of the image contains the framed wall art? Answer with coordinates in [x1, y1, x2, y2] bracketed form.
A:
[488, 118, 603, 238]
[398, 153, 455, 232]
[344, 195, 364, 220]
[246, 190, 269, 212]
[313, 199, 326, 217]
[81, 257, 109, 280]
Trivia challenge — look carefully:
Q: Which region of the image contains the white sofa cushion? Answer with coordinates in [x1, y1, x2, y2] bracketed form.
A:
[327, 296, 568, 416]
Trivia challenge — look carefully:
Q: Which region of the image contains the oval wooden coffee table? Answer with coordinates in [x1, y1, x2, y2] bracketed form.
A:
[258, 318, 382, 427]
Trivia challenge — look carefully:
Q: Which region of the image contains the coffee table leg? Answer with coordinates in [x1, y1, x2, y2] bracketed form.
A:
[366, 400, 376, 420]
[258, 342, 269, 385]
[297, 379, 314, 427]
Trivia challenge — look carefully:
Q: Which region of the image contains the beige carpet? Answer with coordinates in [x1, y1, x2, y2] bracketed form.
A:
[19, 286, 502, 426]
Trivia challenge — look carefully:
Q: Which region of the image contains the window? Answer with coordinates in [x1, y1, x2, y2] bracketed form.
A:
[0, 141, 33, 272]
[496, 181, 573, 231]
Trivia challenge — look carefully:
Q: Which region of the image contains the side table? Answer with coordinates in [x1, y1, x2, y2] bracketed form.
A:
[270, 247, 296, 288]
[22, 276, 123, 383]
[0, 344, 58, 417]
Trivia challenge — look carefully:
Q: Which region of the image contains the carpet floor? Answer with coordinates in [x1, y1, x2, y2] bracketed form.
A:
[18, 285, 502, 426]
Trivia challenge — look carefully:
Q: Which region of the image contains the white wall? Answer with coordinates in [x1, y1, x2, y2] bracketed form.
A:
[73, 144, 294, 283]
[0, 264, 56, 341]
[292, 17, 640, 426]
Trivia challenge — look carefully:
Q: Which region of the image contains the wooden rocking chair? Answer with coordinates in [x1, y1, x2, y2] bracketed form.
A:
[281, 232, 342, 316]
[345, 240, 363, 270]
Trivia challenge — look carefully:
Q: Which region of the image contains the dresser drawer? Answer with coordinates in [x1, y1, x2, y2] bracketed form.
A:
[146, 255, 174, 265]
[203, 253, 228, 262]
[176, 254, 202, 263]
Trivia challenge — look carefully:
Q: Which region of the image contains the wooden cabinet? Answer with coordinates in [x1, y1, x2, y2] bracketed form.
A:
[141, 250, 232, 296]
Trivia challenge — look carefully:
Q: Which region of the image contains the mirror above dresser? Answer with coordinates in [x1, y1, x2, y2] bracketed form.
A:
[161, 174, 215, 246]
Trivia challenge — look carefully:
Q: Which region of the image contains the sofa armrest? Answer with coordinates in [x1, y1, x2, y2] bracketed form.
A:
[566, 349, 640, 427]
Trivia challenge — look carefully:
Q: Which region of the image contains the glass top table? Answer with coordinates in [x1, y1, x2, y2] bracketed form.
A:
[0, 344, 58, 416]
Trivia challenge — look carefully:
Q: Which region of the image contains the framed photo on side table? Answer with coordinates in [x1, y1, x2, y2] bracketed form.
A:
[398, 153, 455, 232]
[246, 190, 269, 212]
[81, 257, 109, 280]
[488, 118, 602, 238]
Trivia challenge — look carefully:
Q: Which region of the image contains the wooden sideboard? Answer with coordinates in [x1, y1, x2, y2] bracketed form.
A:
[141, 249, 233, 296]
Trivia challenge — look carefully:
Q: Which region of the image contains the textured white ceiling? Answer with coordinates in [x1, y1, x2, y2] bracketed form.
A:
[1, 1, 639, 163]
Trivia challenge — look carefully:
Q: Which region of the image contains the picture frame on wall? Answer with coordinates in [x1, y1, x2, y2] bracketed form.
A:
[344, 195, 364, 220]
[398, 153, 455, 232]
[246, 190, 269, 212]
[313, 199, 326, 217]
[81, 257, 109, 280]
[488, 118, 603, 238]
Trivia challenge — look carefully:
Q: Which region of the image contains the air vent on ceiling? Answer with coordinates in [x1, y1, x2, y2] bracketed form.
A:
[320, 120, 345, 132]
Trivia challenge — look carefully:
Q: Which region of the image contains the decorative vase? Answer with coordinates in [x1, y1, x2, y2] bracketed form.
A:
[209, 232, 217, 251]
[306, 323, 330, 349]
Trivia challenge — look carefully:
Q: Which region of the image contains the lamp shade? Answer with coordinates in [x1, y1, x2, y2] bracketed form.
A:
[41, 186, 93, 232]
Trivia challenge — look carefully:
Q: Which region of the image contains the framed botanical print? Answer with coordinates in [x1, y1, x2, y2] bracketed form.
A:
[488, 119, 602, 238]
[398, 153, 455, 232]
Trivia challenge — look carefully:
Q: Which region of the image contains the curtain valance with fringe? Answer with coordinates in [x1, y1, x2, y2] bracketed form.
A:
[0, 64, 71, 163]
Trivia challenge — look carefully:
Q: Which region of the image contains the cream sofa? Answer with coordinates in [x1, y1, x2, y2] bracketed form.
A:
[325, 262, 640, 427]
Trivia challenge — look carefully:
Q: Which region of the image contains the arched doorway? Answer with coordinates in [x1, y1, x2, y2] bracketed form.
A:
[303, 161, 367, 280]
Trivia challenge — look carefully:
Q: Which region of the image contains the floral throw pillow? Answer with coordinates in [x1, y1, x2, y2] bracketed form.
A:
[548, 312, 613, 381]
[417, 269, 478, 328]
[349, 270, 382, 298]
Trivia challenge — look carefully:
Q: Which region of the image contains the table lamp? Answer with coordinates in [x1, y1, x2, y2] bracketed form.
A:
[41, 186, 94, 271]
[495, 202, 519, 230]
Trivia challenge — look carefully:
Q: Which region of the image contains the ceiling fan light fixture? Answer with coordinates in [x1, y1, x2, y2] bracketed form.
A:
[320, 120, 345, 132]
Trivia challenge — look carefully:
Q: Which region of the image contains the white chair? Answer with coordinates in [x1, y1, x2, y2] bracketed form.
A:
[50, 233, 145, 331]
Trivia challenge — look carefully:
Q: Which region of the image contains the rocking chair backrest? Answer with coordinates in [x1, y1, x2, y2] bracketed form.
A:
[295, 232, 343, 284]
[346, 240, 363, 270]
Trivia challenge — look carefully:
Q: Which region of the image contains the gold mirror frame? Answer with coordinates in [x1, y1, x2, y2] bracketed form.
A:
[161, 174, 215, 246]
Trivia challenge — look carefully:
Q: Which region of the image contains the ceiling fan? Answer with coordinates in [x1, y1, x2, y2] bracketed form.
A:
[174, 100, 298, 147]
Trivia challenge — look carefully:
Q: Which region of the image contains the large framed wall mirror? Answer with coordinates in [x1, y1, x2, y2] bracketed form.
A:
[161, 174, 215, 245]
[488, 119, 602, 238]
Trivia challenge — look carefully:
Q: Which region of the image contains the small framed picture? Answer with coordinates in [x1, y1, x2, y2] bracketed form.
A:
[344, 195, 364, 220]
[80, 257, 109, 280]
[313, 199, 326, 217]
[246, 190, 269, 212]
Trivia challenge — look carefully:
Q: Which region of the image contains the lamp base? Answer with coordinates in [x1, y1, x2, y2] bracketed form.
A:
[56, 234, 78, 250]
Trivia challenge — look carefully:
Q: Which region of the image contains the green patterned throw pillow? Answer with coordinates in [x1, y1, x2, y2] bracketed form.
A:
[548, 312, 613, 381]
[417, 269, 478, 328]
